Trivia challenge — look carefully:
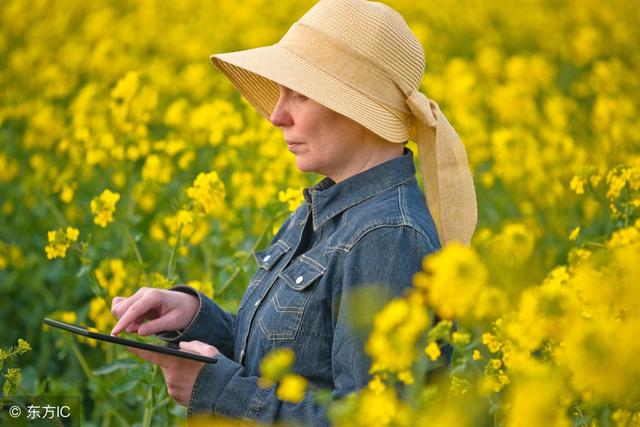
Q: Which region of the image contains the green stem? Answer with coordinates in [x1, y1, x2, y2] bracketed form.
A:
[100, 409, 111, 427]
[89, 267, 114, 311]
[124, 224, 148, 282]
[624, 181, 631, 228]
[583, 241, 608, 249]
[70, 340, 93, 379]
[110, 405, 130, 427]
[167, 224, 184, 280]
[44, 198, 68, 226]
[216, 212, 285, 295]
[586, 180, 610, 213]
[142, 365, 159, 427]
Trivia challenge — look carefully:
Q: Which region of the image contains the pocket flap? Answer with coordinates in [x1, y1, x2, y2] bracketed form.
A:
[279, 255, 325, 290]
[253, 240, 290, 270]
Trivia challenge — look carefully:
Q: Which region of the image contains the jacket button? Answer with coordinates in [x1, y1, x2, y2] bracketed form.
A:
[254, 300, 260, 306]
[263, 255, 271, 262]
[295, 276, 304, 284]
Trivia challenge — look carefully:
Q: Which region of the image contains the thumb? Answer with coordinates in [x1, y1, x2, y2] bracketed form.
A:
[179, 340, 219, 358]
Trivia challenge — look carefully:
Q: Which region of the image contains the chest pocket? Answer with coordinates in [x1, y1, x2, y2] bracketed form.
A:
[238, 240, 290, 311]
[258, 255, 325, 341]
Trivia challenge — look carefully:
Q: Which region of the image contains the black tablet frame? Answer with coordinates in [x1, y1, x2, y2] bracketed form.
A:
[43, 317, 218, 364]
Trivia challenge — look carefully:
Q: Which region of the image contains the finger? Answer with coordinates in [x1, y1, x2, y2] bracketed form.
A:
[125, 321, 142, 333]
[180, 341, 219, 358]
[127, 346, 172, 368]
[126, 310, 161, 333]
[136, 310, 182, 336]
[111, 289, 147, 319]
[112, 296, 125, 309]
[111, 290, 159, 336]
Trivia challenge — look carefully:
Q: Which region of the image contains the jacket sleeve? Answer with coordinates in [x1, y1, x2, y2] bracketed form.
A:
[155, 285, 237, 361]
[182, 225, 437, 425]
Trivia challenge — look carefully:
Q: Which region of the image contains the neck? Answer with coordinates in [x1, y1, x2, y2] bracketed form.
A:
[330, 141, 404, 183]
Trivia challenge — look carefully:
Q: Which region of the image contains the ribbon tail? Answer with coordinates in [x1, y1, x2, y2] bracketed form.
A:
[415, 102, 477, 246]
[415, 119, 443, 242]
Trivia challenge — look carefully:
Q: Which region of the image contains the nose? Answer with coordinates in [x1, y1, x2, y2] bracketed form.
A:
[269, 88, 293, 128]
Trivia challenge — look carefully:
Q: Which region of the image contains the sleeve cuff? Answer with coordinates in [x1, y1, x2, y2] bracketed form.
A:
[187, 355, 245, 417]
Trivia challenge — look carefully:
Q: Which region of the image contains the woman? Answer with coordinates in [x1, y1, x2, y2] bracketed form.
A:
[110, 0, 477, 424]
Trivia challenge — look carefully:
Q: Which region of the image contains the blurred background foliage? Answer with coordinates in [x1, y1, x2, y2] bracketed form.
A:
[1, 0, 639, 425]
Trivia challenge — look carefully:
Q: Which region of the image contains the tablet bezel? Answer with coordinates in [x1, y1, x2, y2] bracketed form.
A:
[43, 317, 218, 364]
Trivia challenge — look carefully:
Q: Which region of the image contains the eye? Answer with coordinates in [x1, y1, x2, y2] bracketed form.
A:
[293, 92, 308, 101]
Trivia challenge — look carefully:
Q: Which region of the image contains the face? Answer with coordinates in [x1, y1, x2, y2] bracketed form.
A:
[269, 84, 374, 182]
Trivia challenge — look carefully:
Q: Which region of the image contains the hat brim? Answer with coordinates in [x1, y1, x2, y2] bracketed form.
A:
[210, 45, 409, 143]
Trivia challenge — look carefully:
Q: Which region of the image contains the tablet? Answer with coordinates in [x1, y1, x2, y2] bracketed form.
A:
[43, 317, 218, 364]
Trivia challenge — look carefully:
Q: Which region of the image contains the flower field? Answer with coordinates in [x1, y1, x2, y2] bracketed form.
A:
[1, 0, 639, 425]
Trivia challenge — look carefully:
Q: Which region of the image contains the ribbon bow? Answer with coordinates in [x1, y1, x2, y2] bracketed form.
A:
[407, 89, 438, 129]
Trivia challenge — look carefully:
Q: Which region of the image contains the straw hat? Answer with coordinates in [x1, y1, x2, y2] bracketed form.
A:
[210, 0, 477, 246]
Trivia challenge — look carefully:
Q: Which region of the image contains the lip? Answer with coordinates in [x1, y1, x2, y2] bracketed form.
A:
[286, 140, 304, 153]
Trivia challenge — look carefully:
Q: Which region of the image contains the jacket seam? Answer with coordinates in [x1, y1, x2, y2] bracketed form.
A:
[314, 175, 414, 230]
[345, 222, 434, 252]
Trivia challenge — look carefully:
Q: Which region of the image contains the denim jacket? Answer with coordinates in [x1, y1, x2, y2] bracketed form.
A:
[157, 148, 441, 425]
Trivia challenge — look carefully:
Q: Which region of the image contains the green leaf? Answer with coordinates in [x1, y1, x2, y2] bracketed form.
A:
[93, 361, 139, 376]
[76, 264, 92, 278]
[111, 379, 139, 395]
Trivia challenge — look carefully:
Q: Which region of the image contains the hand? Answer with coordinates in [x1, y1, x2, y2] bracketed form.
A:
[110, 287, 200, 336]
[127, 340, 220, 407]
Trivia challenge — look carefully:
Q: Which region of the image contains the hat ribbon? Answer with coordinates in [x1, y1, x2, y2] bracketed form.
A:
[405, 88, 478, 246]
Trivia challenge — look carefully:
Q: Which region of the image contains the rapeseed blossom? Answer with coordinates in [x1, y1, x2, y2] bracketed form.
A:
[276, 374, 307, 403]
[4, 0, 639, 424]
[258, 347, 295, 389]
[278, 187, 304, 212]
[90, 189, 120, 228]
[414, 242, 487, 320]
[45, 227, 79, 259]
[187, 171, 226, 216]
[366, 291, 430, 380]
[425, 341, 441, 361]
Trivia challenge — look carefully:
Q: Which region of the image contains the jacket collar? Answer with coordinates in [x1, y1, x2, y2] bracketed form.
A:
[303, 147, 416, 230]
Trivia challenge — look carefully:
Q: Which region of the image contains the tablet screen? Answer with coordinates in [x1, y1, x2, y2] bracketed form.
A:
[43, 317, 218, 364]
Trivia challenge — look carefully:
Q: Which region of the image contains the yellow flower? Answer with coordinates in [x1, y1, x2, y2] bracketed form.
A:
[368, 374, 386, 393]
[415, 242, 488, 320]
[59, 183, 76, 203]
[452, 331, 471, 346]
[94, 259, 128, 297]
[17, 339, 31, 354]
[425, 341, 441, 361]
[276, 373, 307, 403]
[142, 154, 173, 184]
[366, 291, 430, 375]
[111, 70, 140, 101]
[398, 370, 414, 385]
[187, 171, 225, 216]
[473, 350, 482, 361]
[482, 333, 502, 353]
[569, 226, 580, 241]
[490, 359, 502, 370]
[570, 175, 585, 195]
[90, 189, 120, 228]
[45, 227, 79, 260]
[259, 347, 295, 387]
[66, 226, 79, 241]
[278, 187, 304, 212]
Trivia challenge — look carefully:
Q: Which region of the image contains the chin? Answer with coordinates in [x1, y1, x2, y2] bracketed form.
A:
[294, 157, 318, 174]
